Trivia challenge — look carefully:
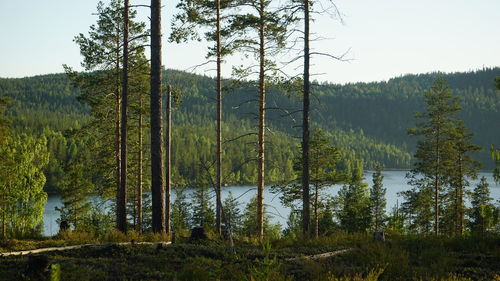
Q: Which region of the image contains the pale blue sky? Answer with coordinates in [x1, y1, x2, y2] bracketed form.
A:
[0, 0, 498, 83]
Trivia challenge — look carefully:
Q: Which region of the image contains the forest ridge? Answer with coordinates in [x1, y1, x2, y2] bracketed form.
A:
[0, 67, 498, 193]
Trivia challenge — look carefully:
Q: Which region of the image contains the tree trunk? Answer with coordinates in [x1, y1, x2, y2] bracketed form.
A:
[150, 0, 166, 233]
[256, 0, 266, 240]
[376, 205, 380, 231]
[215, 0, 223, 237]
[165, 85, 172, 235]
[2, 202, 5, 238]
[136, 93, 143, 233]
[314, 184, 319, 239]
[117, 0, 129, 233]
[114, 29, 121, 230]
[434, 128, 440, 236]
[302, 0, 311, 238]
[458, 155, 464, 235]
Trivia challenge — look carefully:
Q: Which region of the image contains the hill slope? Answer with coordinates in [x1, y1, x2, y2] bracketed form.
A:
[0, 68, 498, 191]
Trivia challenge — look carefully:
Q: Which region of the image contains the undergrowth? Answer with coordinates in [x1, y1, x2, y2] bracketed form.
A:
[0, 232, 498, 280]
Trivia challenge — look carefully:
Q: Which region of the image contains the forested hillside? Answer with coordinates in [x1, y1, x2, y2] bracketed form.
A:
[0, 67, 498, 192]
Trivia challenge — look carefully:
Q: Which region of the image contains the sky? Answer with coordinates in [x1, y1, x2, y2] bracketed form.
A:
[0, 0, 499, 84]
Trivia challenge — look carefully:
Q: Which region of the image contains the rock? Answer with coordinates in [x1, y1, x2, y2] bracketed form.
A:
[25, 254, 50, 278]
[59, 220, 70, 232]
[171, 232, 176, 244]
[189, 226, 208, 242]
[156, 243, 164, 252]
[373, 231, 385, 242]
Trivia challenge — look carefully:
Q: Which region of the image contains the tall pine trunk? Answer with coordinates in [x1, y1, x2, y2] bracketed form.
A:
[165, 85, 172, 234]
[117, 0, 129, 233]
[457, 155, 464, 235]
[215, 0, 223, 237]
[314, 184, 319, 239]
[151, 0, 166, 233]
[115, 29, 121, 229]
[434, 129, 440, 236]
[136, 94, 143, 233]
[302, 0, 311, 238]
[256, 0, 266, 240]
[2, 198, 5, 238]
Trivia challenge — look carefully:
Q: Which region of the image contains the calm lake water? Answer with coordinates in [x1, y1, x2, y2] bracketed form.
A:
[43, 170, 499, 236]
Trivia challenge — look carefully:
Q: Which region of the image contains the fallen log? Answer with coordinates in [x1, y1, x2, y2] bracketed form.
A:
[286, 248, 352, 261]
[0, 241, 171, 257]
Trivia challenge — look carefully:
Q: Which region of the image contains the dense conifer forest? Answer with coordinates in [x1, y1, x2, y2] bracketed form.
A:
[0, 68, 498, 193]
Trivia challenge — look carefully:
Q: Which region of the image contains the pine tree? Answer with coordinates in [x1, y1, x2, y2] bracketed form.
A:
[57, 138, 93, 230]
[171, 187, 191, 233]
[469, 177, 498, 234]
[117, 0, 130, 233]
[307, 130, 344, 238]
[171, 0, 238, 237]
[222, 191, 243, 234]
[283, 208, 302, 237]
[240, 195, 280, 238]
[386, 202, 405, 233]
[445, 121, 480, 235]
[406, 78, 461, 235]
[338, 164, 371, 233]
[228, 0, 293, 240]
[492, 146, 500, 184]
[492, 76, 500, 183]
[370, 165, 386, 231]
[400, 185, 434, 233]
[65, 0, 149, 231]
[273, 129, 346, 238]
[150, 0, 166, 233]
[298, 0, 343, 237]
[165, 85, 172, 234]
[190, 184, 216, 232]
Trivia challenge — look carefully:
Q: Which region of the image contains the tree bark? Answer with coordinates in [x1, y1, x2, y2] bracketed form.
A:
[150, 0, 166, 233]
[215, 0, 223, 237]
[117, 0, 129, 233]
[434, 128, 440, 236]
[114, 27, 121, 231]
[256, 0, 266, 240]
[314, 184, 318, 239]
[458, 155, 464, 235]
[302, 0, 311, 238]
[136, 93, 143, 233]
[2, 200, 5, 238]
[165, 85, 172, 235]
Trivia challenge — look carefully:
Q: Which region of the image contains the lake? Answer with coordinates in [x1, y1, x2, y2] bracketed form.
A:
[43, 170, 499, 236]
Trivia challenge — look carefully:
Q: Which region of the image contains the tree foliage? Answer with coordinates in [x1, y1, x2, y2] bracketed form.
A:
[370, 165, 386, 231]
[338, 165, 371, 233]
[0, 134, 49, 238]
[404, 78, 482, 235]
[468, 177, 499, 234]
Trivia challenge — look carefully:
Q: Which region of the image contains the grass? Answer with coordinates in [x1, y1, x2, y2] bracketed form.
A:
[0, 232, 498, 280]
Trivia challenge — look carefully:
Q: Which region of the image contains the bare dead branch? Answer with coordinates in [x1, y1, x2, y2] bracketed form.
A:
[223, 132, 258, 144]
